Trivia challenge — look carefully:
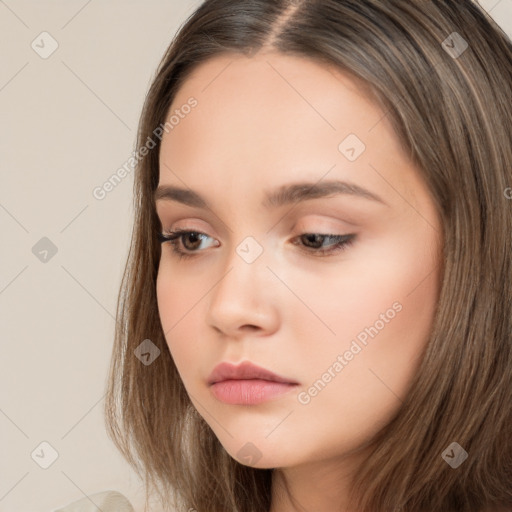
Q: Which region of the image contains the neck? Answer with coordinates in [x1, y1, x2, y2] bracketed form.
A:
[269, 456, 363, 512]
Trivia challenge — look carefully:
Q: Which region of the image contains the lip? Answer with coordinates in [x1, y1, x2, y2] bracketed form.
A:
[207, 361, 298, 386]
[210, 380, 298, 405]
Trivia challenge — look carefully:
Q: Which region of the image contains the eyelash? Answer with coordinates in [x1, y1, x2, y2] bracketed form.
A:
[157, 229, 356, 260]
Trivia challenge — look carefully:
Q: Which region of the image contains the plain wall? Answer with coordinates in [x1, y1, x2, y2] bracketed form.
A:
[1, 1, 511, 511]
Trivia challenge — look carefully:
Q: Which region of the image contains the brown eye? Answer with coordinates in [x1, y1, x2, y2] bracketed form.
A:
[158, 230, 218, 260]
[292, 233, 356, 256]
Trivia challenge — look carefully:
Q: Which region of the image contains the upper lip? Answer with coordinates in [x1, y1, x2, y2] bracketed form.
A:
[207, 361, 298, 385]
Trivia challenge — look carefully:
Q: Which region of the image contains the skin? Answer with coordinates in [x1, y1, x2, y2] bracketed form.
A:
[155, 52, 444, 512]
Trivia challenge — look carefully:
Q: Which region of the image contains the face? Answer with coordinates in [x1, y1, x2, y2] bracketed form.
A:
[155, 52, 443, 472]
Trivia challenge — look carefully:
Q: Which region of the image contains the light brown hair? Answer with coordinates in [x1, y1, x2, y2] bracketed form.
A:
[104, 1, 512, 511]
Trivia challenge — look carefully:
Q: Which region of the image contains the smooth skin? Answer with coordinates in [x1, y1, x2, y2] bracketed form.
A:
[155, 52, 444, 512]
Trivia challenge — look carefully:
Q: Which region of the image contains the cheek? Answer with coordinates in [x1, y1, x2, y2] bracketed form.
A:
[277, 232, 441, 451]
[288, 227, 441, 396]
[362, 240, 441, 395]
[156, 265, 204, 376]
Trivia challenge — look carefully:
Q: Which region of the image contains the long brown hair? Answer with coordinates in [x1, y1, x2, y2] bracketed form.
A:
[104, 1, 512, 511]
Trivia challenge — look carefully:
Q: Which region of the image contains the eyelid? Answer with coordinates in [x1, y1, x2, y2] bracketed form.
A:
[157, 206, 361, 244]
[159, 226, 357, 258]
[293, 216, 354, 233]
[160, 214, 353, 240]
[157, 207, 363, 229]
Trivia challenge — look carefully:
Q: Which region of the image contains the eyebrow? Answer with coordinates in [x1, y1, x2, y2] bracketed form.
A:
[154, 179, 388, 209]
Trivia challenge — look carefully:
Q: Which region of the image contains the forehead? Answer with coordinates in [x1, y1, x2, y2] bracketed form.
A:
[168, 52, 380, 133]
[157, 52, 420, 212]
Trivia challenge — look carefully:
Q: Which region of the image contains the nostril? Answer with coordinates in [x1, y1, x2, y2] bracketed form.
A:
[242, 324, 260, 331]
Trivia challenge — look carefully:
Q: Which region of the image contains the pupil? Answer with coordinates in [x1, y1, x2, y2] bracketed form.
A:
[304, 234, 322, 248]
[186, 233, 201, 249]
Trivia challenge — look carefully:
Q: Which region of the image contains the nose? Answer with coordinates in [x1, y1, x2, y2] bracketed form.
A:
[205, 243, 280, 339]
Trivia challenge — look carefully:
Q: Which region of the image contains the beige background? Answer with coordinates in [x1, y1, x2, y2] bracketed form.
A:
[1, 1, 511, 511]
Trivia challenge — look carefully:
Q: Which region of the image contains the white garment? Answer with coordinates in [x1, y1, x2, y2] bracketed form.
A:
[53, 490, 135, 512]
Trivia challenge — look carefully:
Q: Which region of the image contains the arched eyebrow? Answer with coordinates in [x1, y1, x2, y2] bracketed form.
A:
[154, 179, 388, 209]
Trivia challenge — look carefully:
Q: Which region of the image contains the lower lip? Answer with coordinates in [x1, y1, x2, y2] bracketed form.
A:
[210, 379, 298, 405]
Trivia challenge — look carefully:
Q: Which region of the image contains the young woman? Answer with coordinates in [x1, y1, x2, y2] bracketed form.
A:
[104, 1, 512, 511]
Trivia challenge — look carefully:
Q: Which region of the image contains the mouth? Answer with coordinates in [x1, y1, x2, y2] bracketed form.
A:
[207, 360, 298, 385]
[207, 361, 299, 405]
[209, 379, 299, 405]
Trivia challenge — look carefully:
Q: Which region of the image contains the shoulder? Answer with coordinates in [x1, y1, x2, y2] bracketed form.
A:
[54, 490, 135, 512]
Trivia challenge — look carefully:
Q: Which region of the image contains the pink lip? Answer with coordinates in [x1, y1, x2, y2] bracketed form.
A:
[207, 361, 298, 386]
[210, 380, 298, 405]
